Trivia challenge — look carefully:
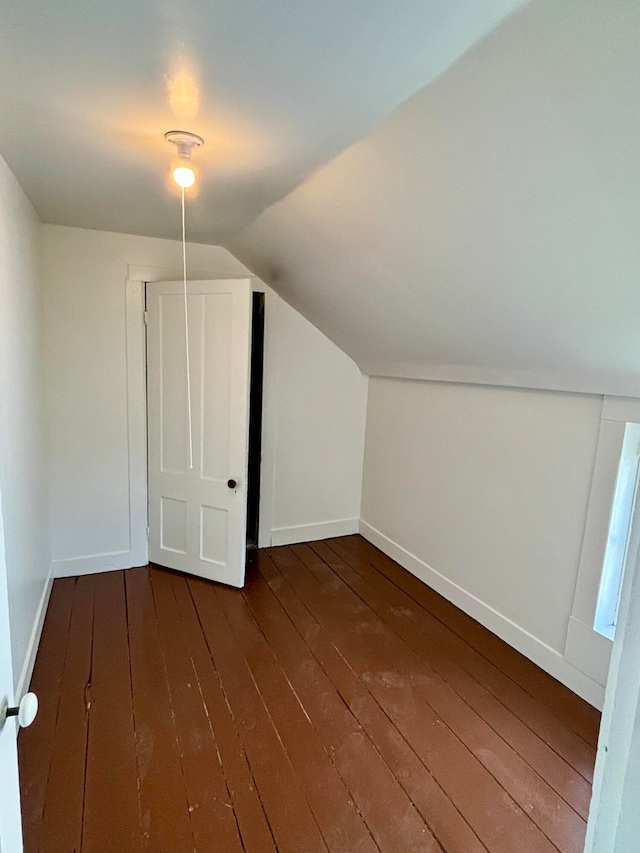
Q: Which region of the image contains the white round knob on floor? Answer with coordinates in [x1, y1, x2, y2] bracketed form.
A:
[15, 693, 38, 728]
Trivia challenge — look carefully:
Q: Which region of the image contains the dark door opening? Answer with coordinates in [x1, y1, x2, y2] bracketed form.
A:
[246, 292, 265, 548]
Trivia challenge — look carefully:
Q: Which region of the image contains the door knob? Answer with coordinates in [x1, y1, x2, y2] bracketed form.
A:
[227, 479, 237, 489]
[2, 692, 38, 728]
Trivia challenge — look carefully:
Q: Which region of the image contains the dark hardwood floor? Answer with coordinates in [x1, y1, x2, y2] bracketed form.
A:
[19, 535, 600, 852]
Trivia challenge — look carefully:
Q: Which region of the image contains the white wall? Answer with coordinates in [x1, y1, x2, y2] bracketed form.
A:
[269, 298, 367, 545]
[42, 224, 367, 574]
[0, 154, 51, 697]
[361, 377, 605, 706]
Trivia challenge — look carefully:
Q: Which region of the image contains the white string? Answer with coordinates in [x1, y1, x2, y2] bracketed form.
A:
[181, 185, 194, 469]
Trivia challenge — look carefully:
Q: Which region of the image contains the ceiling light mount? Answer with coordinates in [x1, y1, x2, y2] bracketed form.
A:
[165, 130, 204, 159]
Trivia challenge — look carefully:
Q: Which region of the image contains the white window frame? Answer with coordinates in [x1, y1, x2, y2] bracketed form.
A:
[593, 423, 640, 640]
[566, 396, 640, 686]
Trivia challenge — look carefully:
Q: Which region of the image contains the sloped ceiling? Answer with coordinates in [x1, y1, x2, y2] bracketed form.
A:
[0, 0, 524, 243]
[230, 0, 640, 395]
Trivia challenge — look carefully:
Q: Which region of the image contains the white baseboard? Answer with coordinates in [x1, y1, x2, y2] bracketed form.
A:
[52, 550, 141, 578]
[360, 519, 606, 710]
[271, 518, 359, 547]
[16, 563, 54, 698]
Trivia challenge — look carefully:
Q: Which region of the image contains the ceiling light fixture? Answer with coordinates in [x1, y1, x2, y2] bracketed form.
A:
[164, 130, 204, 470]
[165, 130, 204, 189]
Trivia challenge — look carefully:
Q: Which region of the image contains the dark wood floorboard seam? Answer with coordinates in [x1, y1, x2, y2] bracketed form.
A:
[78, 579, 95, 853]
[122, 573, 143, 842]
[175, 579, 247, 852]
[38, 578, 77, 850]
[148, 571, 209, 852]
[43, 579, 79, 850]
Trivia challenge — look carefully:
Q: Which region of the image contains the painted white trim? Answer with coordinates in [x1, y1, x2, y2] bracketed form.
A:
[0, 467, 23, 850]
[571, 416, 624, 628]
[52, 550, 140, 578]
[585, 508, 640, 850]
[360, 518, 605, 709]
[271, 518, 359, 547]
[128, 264, 250, 283]
[565, 395, 640, 686]
[565, 617, 612, 687]
[125, 279, 149, 567]
[362, 363, 640, 399]
[602, 396, 640, 424]
[15, 563, 54, 698]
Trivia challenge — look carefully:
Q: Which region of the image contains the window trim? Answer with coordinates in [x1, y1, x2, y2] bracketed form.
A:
[593, 423, 640, 639]
[565, 396, 640, 686]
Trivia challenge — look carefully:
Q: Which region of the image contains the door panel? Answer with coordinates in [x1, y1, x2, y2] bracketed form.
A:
[147, 279, 252, 587]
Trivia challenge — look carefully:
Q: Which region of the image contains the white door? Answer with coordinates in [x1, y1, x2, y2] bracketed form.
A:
[0, 481, 24, 852]
[147, 279, 252, 587]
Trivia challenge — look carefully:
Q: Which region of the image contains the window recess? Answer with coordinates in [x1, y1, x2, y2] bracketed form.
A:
[594, 423, 640, 639]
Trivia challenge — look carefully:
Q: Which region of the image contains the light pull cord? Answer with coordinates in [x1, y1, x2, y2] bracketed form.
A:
[182, 186, 194, 469]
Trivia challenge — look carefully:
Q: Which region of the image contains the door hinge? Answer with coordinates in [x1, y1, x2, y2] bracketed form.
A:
[146, 525, 150, 540]
[143, 310, 149, 325]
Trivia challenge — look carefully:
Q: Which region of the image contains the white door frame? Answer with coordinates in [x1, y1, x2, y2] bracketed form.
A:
[585, 486, 640, 850]
[124, 265, 277, 568]
[0, 477, 24, 852]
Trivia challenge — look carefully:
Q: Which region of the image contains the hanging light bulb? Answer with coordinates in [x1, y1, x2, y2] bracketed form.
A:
[165, 130, 203, 189]
[173, 160, 196, 188]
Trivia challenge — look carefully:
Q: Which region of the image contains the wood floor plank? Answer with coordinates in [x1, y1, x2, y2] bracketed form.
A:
[82, 571, 142, 853]
[149, 567, 245, 853]
[336, 534, 599, 773]
[125, 568, 195, 851]
[304, 541, 587, 850]
[251, 552, 485, 853]
[267, 545, 558, 853]
[39, 575, 94, 853]
[338, 535, 601, 747]
[19, 578, 76, 853]
[216, 581, 389, 853]
[169, 572, 278, 853]
[317, 539, 592, 820]
[188, 572, 331, 853]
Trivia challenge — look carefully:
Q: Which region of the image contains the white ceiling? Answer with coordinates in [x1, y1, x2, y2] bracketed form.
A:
[231, 0, 640, 394]
[0, 0, 525, 243]
[5, 0, 635, 393]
